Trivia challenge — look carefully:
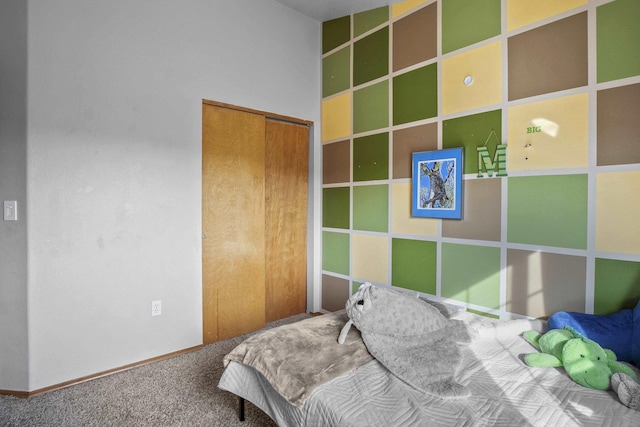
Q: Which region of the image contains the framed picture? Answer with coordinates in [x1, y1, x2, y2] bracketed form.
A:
[411, 148, 463, 219]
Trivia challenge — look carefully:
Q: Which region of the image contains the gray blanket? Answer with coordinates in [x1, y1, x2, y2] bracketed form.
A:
[223, 311, 373, 407]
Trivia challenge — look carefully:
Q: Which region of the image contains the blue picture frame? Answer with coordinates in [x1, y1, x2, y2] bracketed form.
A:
[411, 148, 463, 219]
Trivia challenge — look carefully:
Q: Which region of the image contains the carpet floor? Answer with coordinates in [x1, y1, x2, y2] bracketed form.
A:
[0, 313, 310, 427]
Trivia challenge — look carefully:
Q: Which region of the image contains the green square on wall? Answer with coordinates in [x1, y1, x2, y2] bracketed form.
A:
[441, 243, 501, 309]
[597, 0, 640, 83]
[353, 26, 389, 86]
[353, 184, 388, 232]
[323, 16, 350, 54]
[323, 46, 350, 98]
[393, 64, 437, 126]
[443, 110, 502, 175]
[442, 0, 501, 54]
[352, 281, 364, 294]
[392, 238, 437, 294]
[322, 231, 350, 275]
[354, 6, 388, 37]
[507, 175, 588, 249]
[354, 80, 389, 134]
[353, 132, 389, 181]
[323, 187, 350, 229]
[468, 309, 499, 319]
[594, 258, 640, 314]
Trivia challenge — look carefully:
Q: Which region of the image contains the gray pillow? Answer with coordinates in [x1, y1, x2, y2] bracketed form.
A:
[420, 297, 466, 318]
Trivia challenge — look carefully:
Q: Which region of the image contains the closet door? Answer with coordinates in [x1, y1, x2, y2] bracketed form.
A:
[265, 119, 308, 322]
[202, 104, 266, 344]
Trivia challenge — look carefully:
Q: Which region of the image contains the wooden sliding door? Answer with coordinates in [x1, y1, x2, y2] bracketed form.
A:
[202, 101, 309, 345]
[202, 104, 266, 344]
[265, 119, 308, 322]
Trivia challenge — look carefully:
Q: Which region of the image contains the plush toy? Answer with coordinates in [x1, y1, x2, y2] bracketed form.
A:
[612, 373, 640, 411]
[523, 326, 637, 390]
[338, 283, 475, 398]
[548, 300, 640, 366]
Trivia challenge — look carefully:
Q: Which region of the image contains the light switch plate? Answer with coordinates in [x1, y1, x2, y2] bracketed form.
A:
[4, 201, 17, 221]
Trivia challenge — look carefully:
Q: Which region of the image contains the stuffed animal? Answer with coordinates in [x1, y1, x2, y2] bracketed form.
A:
[611, 373, 640, 411]
[523, 326, 637, 390]
[548, 300, 640, 366]
[338, 283, 475, 398]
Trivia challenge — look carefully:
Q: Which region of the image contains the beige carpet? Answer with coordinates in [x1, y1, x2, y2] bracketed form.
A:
[0, 313, 310, 427]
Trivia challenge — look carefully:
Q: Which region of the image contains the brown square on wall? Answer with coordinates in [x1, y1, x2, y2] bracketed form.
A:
[322, 274, 350, 312]
[506, 249, 586, 318]
[392, 123, 437, 179]
[393, 3, 437, 72]
[442, 178, 501, 241]
[323, 139, 350, 184]
[597, 82, 640, 166]
[508, 12, 588, 101]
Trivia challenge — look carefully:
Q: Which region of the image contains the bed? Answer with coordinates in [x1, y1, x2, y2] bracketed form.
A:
[218, 301, 640, 426]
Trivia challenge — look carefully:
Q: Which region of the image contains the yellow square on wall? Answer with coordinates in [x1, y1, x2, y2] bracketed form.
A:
[391, 182, 438, 236]
[442, 41, 502, 116]
[507, 0, 587, 32]
[507, 93, 588, 171]
[322, 93, 351, 143]
[392, 0, 429, 19]
[352, 233, 389, 284]
[596, 171, 640, 255]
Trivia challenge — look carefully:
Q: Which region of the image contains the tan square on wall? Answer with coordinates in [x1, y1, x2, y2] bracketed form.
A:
[597, 83, 640, 166]
[323, 140, 351, 184]
[508, 12, 588, 101]
[393, 3, 437, 72]
[392, 123, 437, 179]
[322, 274, 350, 312]
[442, 178, 502, 241]
[506, 249, 586, 318]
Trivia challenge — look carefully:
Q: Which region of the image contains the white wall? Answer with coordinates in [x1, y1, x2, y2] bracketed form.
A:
[0, 0, 29, 391]
[0, 0, 320, 392]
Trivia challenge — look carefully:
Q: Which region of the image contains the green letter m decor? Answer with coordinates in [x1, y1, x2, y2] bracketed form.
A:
[477, 145, 507, 178]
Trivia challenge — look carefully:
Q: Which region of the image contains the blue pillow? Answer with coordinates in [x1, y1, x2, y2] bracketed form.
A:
[548, 304, 635, 364]
[632, 300, 640, 366]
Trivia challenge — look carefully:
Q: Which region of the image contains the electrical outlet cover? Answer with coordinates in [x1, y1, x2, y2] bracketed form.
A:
[152, 300, 162, 316]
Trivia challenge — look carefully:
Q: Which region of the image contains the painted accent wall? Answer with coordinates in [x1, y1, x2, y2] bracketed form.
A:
[0, 0, 321, 392]
[321, 0, 640, 318]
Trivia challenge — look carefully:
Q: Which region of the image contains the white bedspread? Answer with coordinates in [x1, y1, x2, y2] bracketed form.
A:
[219, 313, 640, 426]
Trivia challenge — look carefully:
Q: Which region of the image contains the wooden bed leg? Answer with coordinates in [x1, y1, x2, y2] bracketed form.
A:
[239, 397, 245, 422]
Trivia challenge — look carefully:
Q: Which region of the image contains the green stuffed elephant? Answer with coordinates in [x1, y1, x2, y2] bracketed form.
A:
[523, 326, 637, 390]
